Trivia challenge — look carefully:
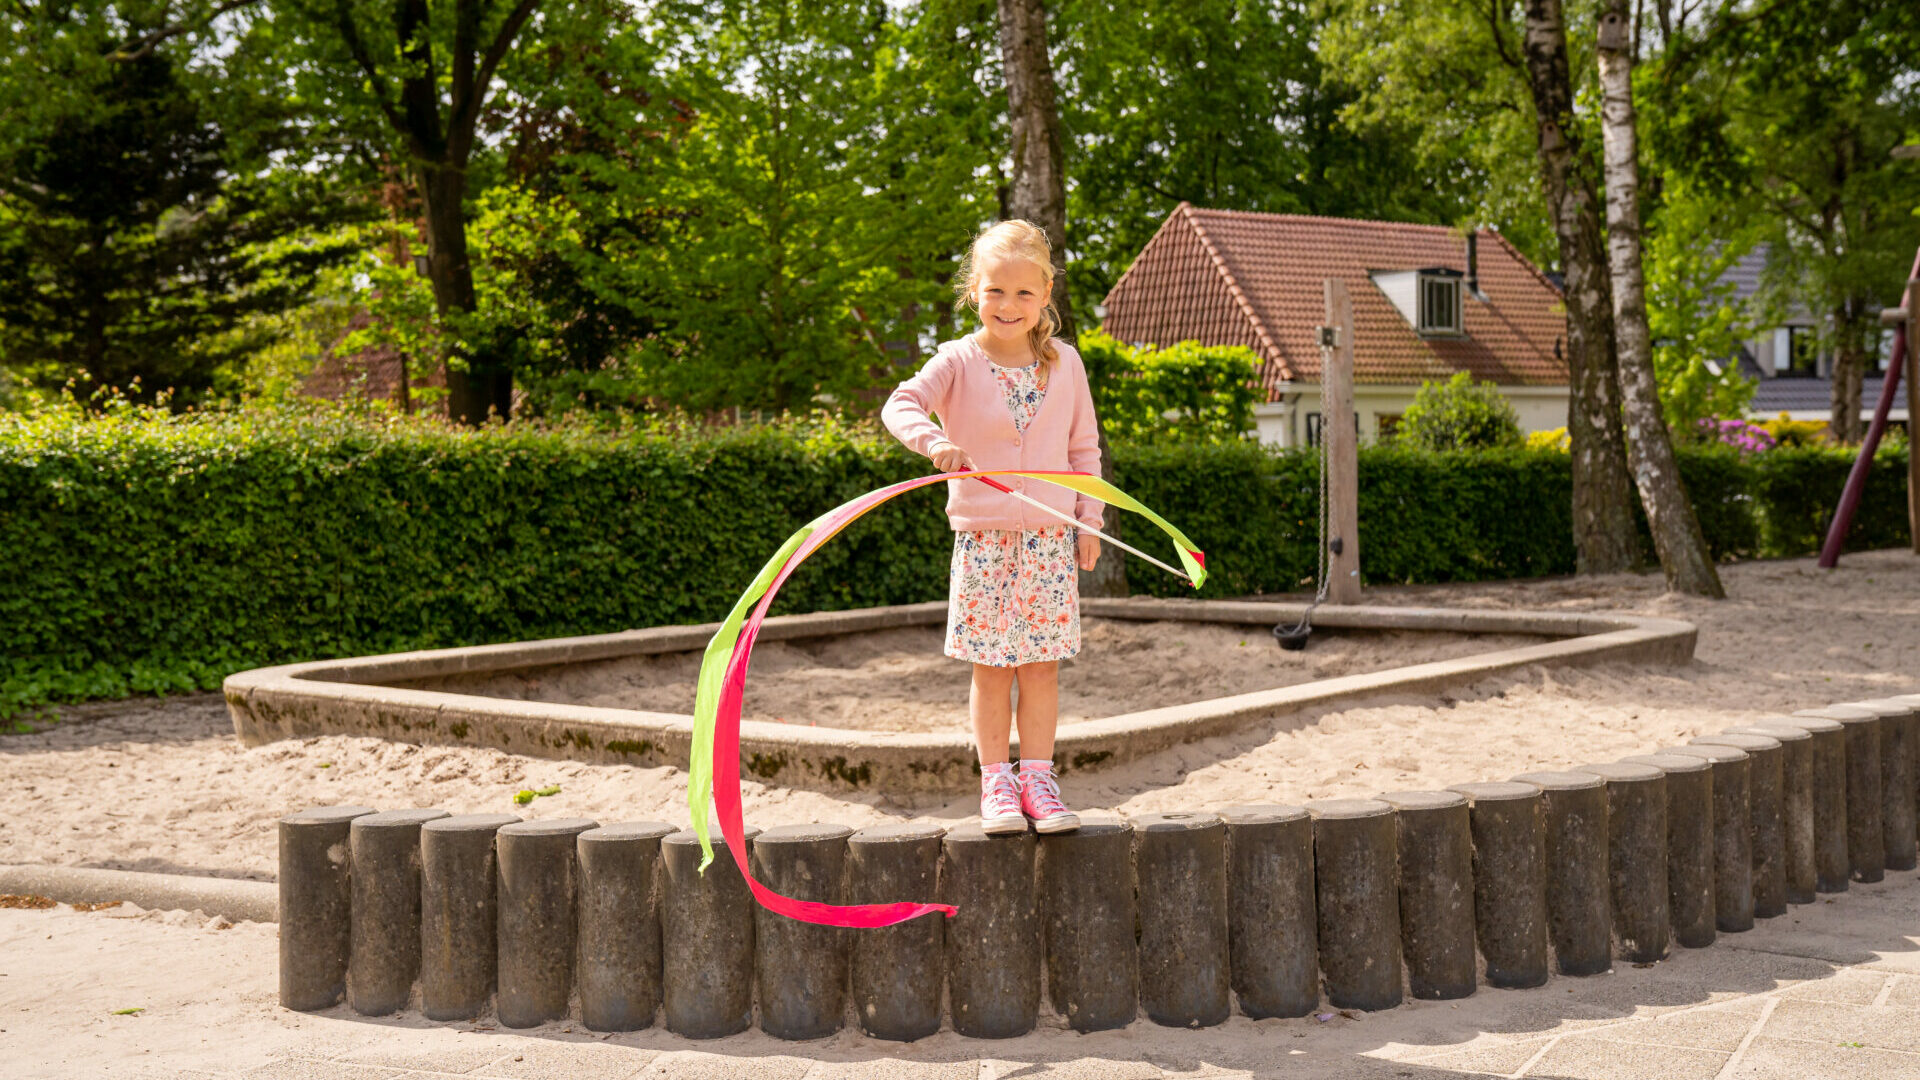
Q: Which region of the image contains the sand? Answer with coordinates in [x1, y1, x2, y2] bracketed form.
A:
[402, 618, 1548, 732]
[3, 548, 1918, 883]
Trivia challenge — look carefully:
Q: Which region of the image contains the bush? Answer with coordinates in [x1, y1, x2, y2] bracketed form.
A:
[0, 404, 952, 718]
[1397, 373, 1523, 451]
[1759, 411, 1831, 448]
[1696, 418, 1776, 454]
[1080, 330, 1259, 443]
[1, 404, 1909, 716]
[1747, 444, 1911, 556]
[1526, 427, 1570, 452]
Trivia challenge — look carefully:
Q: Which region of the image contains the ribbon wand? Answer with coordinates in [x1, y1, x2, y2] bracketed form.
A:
[962, 470, 1198, 586]
[686, 469, 1207, 928]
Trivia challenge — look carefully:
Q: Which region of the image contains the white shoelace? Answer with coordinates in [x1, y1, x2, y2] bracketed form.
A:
[1021, 767, 1069, 818]
[982, 769, 1021, 817]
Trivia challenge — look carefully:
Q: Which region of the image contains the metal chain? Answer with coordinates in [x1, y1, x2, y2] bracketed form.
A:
[1275, 335, 1335, 641]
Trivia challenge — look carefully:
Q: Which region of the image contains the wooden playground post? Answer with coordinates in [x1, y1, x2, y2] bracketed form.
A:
[1323, 278, 1362, 605]
[1908, 278, 1919, 554]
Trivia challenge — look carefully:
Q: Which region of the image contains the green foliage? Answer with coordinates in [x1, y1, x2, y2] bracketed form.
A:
[1396, 373, 1523, 451]
[1645, 0, 1920, 397]
[0, 30, 364, 404]
[1055, 0, 1467, 316]
[1744, 445, 1912, 558]
[1665, 444, 1758, 560]
[0, 402, 952, 716]
[1642, 182, 1761, 434]
[1317, 0, 1570, 268]
[1079, 330, 1258, 443]
[322, 0, 999, 417]
[2, 406, 1908, 716]
[566, 0, 992, 413]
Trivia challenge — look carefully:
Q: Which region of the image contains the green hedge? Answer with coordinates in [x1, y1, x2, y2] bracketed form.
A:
[1, 407, 1910, 716]
[0, 409, 954, 715]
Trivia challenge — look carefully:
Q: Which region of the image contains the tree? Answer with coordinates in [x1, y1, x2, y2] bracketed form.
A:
[455, 0, 995, 415]
[1642, 182, 1761, 435]
[1516, 0, 1640, 573]
[1648, 0, 1920, 443]
[0, 7, 361, 404]
[276, 0, 554, 424]
[1596, 0, 1722, 596]
[1055, 0, 1464, 319]
[996, 0, 1075, 337]
[1320, 0, 1641, 574]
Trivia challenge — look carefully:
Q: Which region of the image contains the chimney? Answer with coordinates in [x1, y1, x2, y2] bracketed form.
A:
[1466, 231, 1482, 300]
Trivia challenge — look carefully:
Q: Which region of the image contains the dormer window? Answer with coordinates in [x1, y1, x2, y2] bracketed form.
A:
[1369, 267, 1466, 338]
[1419, 272, 1462, 335]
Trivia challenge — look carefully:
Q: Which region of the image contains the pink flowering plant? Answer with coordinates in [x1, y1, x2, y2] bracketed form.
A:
[1697, 417, 1776, 454]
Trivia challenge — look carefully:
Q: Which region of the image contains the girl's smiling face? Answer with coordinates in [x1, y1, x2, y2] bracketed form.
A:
[974, 257, 1051, 345]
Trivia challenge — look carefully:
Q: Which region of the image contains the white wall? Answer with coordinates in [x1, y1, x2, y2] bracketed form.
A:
[1254, 384, 1570, 448]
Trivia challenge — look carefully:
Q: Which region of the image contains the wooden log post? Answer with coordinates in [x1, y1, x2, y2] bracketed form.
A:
[1323, 278, 1362, 605]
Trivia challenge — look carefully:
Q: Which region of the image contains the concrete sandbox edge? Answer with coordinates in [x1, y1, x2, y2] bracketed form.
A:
[223, 598, 1697, 793]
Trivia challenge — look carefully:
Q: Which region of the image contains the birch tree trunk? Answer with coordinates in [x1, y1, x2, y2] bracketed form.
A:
[1597, 0, 1724, 597]
[997, 0, 1130, 596]
[1521, 0, 1639, 575]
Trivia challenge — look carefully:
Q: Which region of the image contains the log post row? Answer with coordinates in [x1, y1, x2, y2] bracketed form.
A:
[274, 702, 1920, 1033]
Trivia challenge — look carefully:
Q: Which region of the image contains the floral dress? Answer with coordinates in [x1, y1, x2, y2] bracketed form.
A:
[946, 359, 1081, 667]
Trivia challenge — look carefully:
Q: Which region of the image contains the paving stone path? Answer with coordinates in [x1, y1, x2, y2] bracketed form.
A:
[6, 862, 1919, 1079]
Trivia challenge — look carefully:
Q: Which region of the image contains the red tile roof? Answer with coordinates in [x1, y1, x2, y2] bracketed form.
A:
[1100, 204, 1570, 400]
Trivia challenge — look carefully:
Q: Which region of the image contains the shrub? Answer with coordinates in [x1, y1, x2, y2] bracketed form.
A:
[1397, 373, 1523, 451]
[1080, 329, 1259, 443]
[1747, 444, 1911, 556]
[1525, 427, 1571, 452]
[0, 404, 951, 718]
[1697, 418, 1777, 454]
[1760, 411, 1831, 447]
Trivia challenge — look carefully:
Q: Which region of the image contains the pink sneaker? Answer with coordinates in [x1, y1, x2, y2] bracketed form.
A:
[1019, 763, 1080, 834]
[980, 765, 1027, 835]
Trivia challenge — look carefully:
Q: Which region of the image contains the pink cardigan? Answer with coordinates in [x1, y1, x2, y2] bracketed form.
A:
[882, 335, 1105, 532]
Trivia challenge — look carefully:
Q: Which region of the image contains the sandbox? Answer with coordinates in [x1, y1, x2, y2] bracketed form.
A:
[225, 596, 1697, 792]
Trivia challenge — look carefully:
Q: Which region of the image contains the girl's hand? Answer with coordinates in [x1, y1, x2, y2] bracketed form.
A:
[931, 440, 973, 472]
[1076, 531, 1100, 571]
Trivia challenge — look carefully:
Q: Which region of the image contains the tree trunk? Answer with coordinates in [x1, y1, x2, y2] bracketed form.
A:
[1827, 297, 1868, 443]
[997, 0, 1069, 338]
[1521, 0, 1639, 575]
[1597, 0, 1723, 598]
[420, 164, 508, 424]
[997, 0, 1130, 597]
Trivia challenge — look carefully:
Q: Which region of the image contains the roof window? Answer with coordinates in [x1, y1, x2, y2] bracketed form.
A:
[1370, 267, 1466, 337]
[1418, 272, 1461, 335]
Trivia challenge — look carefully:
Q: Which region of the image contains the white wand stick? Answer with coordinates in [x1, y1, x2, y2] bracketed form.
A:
[969, 475, 1196, 584]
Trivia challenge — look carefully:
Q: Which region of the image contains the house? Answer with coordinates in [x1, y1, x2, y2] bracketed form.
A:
[1098, 204, 1571, 447]
[1720, 247, 1907, 428]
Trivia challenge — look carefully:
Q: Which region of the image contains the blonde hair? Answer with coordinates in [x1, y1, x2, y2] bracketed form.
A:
[954, 220, 1062, 371]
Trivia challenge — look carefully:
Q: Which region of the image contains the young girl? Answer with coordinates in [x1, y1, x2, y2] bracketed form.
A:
[882, 220, 1103, 836]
